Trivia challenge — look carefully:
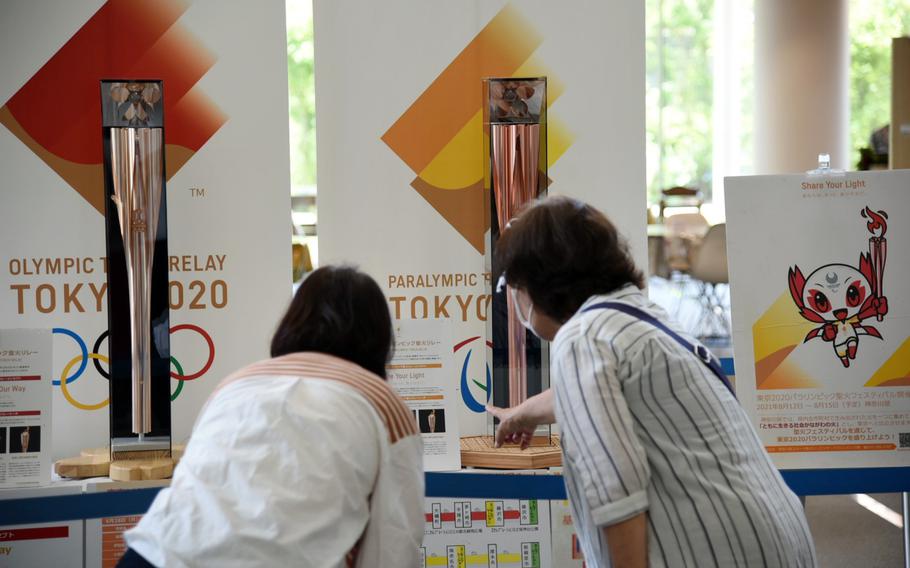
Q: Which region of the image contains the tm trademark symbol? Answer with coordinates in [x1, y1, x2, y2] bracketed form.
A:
[189, 187, 206, 198]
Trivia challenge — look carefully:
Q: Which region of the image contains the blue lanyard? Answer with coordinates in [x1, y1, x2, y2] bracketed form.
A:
[582, 301, 736, 398]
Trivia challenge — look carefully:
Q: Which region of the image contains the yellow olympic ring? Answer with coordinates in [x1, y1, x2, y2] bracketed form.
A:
[60, 353, 110, 411]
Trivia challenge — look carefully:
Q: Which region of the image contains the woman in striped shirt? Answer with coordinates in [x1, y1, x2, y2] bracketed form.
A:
[489, 197, 816, 567]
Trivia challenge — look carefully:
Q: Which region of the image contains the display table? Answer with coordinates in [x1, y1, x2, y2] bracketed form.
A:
[6, 466, 910, 527]
[3, 359, 909, 567]
[1, 472, 572, 567]
[3, 469, 910, 568]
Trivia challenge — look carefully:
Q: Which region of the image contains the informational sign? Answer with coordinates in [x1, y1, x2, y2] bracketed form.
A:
[0, 485, 84, 568]
[390, 320, 462, 471]
[84, 480, 170, 568]
[0, 0, 291, 459]
[315, 0, 646, 434]
[726, 170, 910, 469]
[422, 497, 552, 568]
[0, 329, 52, 488]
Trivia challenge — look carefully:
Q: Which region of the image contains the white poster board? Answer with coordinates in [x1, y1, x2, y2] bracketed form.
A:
[389, 320, 462, 471]
[0, 330, 52, 488]
[83, 480, 170, 568]
[726, 170, 910, 469]
[422, 497, 552, 568]
[0, 0, 291, 459]
[0, 485, 84, 568]
[315, 0, 646, 433]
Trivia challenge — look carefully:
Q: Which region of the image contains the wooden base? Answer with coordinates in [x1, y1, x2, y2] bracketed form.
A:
[460, 435, 562, 469]
[109, 458, 175, 481]
[54, 444, 186, 480]
[54, 455, 111, 479]
[516, 435, 554, 447]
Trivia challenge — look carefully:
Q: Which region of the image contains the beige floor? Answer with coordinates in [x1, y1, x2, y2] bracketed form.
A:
[806, 493, 905, 567]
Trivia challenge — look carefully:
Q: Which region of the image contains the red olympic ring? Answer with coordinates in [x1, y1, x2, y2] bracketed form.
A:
[170, 324, 215, 381]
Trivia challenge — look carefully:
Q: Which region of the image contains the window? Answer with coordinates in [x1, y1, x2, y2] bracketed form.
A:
[287, 0, 317, 274]
[850, 0, 910, 165]
[646, 0, 754, 222]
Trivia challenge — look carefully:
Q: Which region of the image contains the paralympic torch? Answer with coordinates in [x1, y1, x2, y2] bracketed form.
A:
[861, 206, 888, 322]
[486, 77, 546, 409]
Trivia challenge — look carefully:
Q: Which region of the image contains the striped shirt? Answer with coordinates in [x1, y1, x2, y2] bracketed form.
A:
[126, 352, 425, 568]
[553, 285, 816, 567]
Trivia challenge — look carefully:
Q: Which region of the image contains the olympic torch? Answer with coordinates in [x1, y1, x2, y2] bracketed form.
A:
[101, 80, 171, 451]
[110, 124, 162, 433]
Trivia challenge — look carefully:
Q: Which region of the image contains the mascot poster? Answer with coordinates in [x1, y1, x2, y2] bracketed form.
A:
[726, 171, 910, 470]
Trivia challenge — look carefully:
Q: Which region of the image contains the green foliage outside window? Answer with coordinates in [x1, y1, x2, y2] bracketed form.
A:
[646, 0, 715, 205]
[850, 0, 910, 161]
[288, 17, 317, 189]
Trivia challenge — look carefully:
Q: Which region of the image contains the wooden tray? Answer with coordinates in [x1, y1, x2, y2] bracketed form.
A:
[460, 435, 562, 469]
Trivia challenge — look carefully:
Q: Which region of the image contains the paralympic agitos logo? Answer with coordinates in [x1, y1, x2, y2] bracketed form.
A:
[455, 336, 492, 413]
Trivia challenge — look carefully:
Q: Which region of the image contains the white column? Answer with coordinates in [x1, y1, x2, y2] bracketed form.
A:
[710, 0, 751, 220]
[754, 0, 850, 174]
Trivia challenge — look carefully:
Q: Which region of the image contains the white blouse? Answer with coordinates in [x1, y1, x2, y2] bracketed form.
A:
[126, 352, 425, 568]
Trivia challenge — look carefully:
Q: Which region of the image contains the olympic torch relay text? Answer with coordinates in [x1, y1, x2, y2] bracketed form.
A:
[6, 254, 231, 315]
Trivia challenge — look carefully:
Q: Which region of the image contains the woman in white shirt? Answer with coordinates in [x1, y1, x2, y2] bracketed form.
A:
[120, 266, 424, 568]
[489, 197, 816, 568]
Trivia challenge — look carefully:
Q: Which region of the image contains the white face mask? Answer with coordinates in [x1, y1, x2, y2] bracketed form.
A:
[510, 285, 543, 339]
[497, 275, 543, 339]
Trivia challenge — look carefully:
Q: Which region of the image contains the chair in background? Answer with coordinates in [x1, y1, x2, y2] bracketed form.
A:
[659, 186, 703, 221]
[660, 212, 709, 320]
[292, 242, 313, 282]
[689, 223, 730, 339]
[663, 213, 710, 274]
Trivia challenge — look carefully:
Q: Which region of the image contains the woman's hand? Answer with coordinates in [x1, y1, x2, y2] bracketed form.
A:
[486, 389, 556, 450]
[486, 405, 538, 449]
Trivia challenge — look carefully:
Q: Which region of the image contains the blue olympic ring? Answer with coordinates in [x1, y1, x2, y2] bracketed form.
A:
[52, 327, 88, 386]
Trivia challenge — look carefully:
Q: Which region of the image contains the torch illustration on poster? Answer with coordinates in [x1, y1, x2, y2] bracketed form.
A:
[787, 207, 890, 368]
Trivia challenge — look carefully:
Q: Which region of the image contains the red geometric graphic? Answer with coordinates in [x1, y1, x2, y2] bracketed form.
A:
[0, 0, 226, 214]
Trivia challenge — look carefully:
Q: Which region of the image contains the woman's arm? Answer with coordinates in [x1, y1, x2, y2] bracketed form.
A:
[604, 512, 648, 568]
[486, 388, 555, 449]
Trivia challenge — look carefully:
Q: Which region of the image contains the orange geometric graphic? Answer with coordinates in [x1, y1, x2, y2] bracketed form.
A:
[0, 0, 226, 215]
[753, 291, 820, 389]
[865, 337, 910, 387]
[382, 3, 573, 253]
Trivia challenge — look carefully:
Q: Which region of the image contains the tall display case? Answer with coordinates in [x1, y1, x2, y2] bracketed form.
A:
[461, 77, 560, 469]
[100, 80, 172, 456]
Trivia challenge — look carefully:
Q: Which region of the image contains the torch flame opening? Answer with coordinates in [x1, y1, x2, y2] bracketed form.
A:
[861, 206, 888, 238]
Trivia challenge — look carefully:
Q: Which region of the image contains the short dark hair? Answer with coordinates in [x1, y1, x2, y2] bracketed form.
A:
[270, 265, 393, 378]
[496, 196, 644, 322]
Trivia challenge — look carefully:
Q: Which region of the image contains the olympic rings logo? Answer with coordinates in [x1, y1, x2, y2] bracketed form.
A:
[51, 325, 215, 411]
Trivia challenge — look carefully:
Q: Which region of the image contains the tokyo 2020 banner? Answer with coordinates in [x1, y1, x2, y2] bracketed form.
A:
[0, 0, 292, 459]
[314, 0, 647, 434]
